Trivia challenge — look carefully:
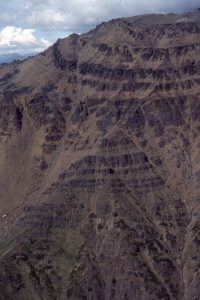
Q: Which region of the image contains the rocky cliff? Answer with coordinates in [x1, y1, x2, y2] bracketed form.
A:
[0, 10, 200, 300]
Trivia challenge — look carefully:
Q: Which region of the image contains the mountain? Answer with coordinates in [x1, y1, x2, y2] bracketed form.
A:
[0, 9, 200, 300]
[0, 53, 35, 64]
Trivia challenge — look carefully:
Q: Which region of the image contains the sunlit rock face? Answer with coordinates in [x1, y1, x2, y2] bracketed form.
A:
[0, 10, 200, 300]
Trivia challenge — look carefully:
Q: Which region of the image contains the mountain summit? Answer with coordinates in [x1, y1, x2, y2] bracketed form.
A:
[0, 9, 200, 300]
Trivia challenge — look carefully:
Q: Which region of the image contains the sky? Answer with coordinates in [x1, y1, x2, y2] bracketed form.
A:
[0, 0, 200, 54]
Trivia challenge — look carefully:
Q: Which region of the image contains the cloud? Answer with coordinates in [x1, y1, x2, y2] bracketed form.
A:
[0, 26, 51, 53]
[0, 0, 200, 54]
[24, 0, 200, 30]
[0, 27, 36, 47]
[28, 9, 66, 27]
[2, 1, 200, 31]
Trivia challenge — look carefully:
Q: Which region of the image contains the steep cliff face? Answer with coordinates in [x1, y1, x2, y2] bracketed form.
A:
[0, 10, 200, 300]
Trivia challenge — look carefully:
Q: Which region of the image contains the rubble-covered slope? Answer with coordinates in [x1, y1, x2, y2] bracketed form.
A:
[0, 10, 200, 300]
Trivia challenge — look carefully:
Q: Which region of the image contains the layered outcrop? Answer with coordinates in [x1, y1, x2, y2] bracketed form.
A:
[0, 10, 200, 300]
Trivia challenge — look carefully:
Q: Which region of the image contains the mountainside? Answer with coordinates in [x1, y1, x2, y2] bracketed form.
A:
[0, 10, 200, 300]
